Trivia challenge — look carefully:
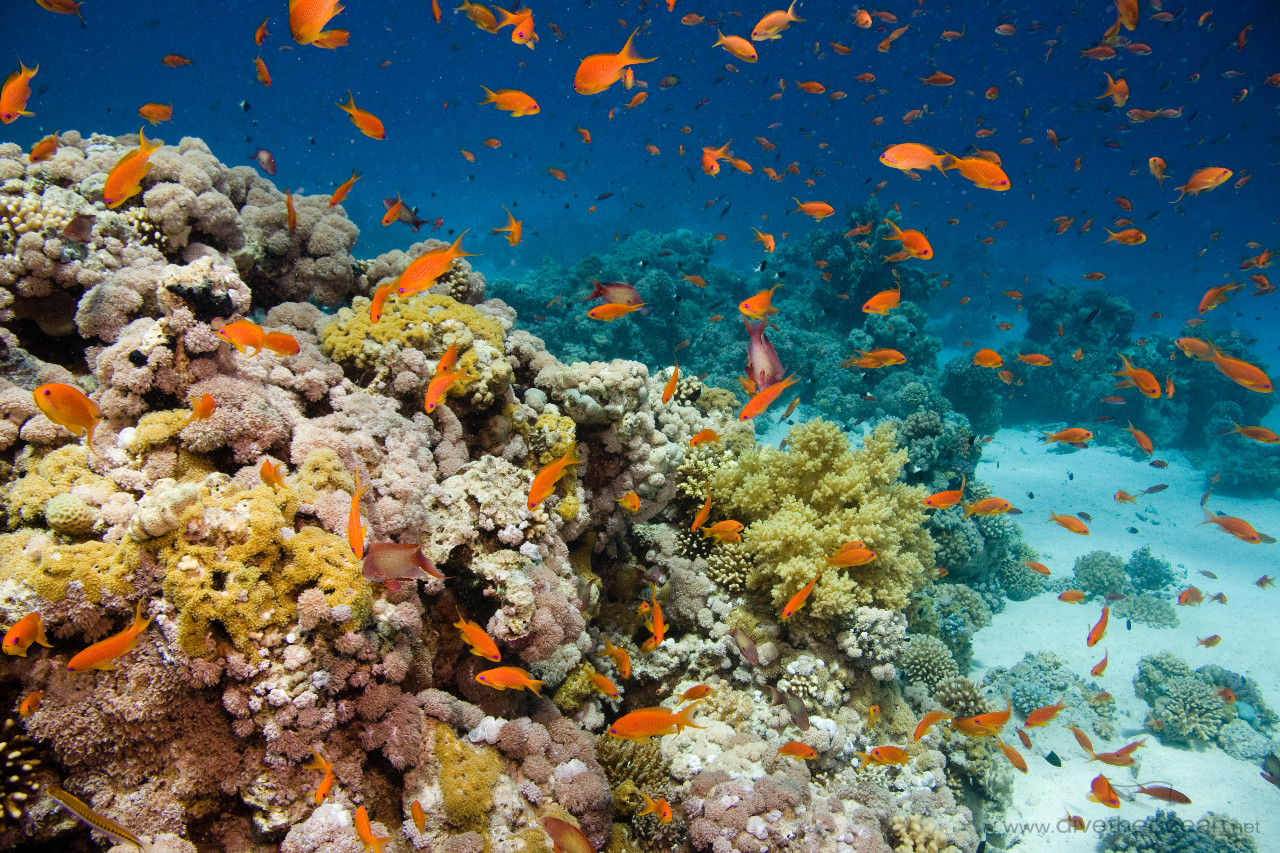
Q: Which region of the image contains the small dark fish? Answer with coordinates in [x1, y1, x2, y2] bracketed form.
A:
[1084, 307, 1101, 324]
[1067, 472, 1074, 481]
[62, 213, 96, 243]
[1149, 460, 1168, 468]
[1126, 618, 1132, 630]
[1006, 508, 1023, 515]
[1045, 751, 1062, 767]
[782, 691, 810, 731]
[728, 629, 759, 666]
[1105, 593, 1126, 601]
[1127, 526, 1139, 533]
[382, 197, 428, 232]
[1026, 491, 1035, 499]
[596, 192, 613, 201]
[1199, 570, 1218, 579]
[1259, 532, 1277, 544]
[1141, 484, 1169, 495]
[252, 148, 276, 175]
[1077, 512, 1093, 522]
[976, 843, 987, 853]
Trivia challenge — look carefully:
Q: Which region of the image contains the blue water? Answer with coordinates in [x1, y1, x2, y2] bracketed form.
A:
[9, 0, 1280, 351]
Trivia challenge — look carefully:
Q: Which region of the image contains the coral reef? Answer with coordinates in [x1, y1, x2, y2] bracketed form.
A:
[1099, 810, 1257, 853]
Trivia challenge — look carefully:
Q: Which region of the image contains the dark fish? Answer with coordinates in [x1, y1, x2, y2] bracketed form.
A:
[1199, 571, 1218, 579]
[382, 197, 428, 232]
[782, 691, 810, 731]
[1006, 508, 1023, 515]
[1105, 593, 1125, 601]
[1084, 307, 1101, 324]
[596, 192, 613, 201]
[1126, 618, 1132, 630]
[1045, 751, 1062, 767]
[1133, 784, 1191, 804]
[728, 629, 759, 666]
[251, 148, 276, 175]
[1026, 491, 1035, 500]
[1078, 512, 1093, 522]
[1141, 484, 1168, 495]
[362, 543, 444, 590]
[1127, 526, 1139, 533]
[62, 213, 95, 243]
[1149, 460, 1168, 468]
[1067, 472, 1074, 481]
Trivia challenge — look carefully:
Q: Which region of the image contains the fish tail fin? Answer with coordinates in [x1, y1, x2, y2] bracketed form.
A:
[563, 440, 580, 467]
[619, 28, 657, 65]
[961, 502, 974, 518]
[856, 751, 871, 769]
[1199, 507, 1219, 526]
[787, 0, 805, 22]
[672, 699, 704, 731]
[448, 229, 479, 258]
[1169, 186, 1188, 204]
[478, 85, 497, 104]
[936, 150, 958, 173]
[131, 599, 153, 635]
[35, 619, 52, 649]
[529, 679, 545, 698]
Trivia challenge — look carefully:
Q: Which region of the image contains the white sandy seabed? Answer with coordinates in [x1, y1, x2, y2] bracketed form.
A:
[968, 428, 1280, 852]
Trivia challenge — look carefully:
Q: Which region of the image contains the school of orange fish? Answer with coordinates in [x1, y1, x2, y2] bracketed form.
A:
[5, 0, 1280, 850]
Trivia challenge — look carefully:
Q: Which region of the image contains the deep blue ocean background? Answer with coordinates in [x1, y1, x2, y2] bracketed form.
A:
[8, 0, 1280, 372]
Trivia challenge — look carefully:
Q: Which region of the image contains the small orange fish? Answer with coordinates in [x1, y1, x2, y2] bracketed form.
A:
[963, 496, 1011, 517]
[1058, 590, 1086, 603]
[1199, 508, 1262, 543]
[304, 748, 334, 803]
[777, 740, 817, 759]
[608, 700, 703, 742]
[1091, 650, 1109, 676]
[354, 806, 389, 853]
[1087, 774, 1121, 808]
[780, 571, 821, 619]
[542, 816, 595, 853]
[346, 474, 368, 558]
[1024, 700, 1068, 728]
[603, 639, 631, 679]
[677, 684, 713, 702]
[138, 103, 173, 125]
[739, 283, 784, 320]
[410, 800, 426, 833]
[67, 600, 151, 671]
[740, 375, 799, 421]
[478, 86, 540, 117]
[689, 428, 722, 446]
[1026, 561, 1050, 576]
[913, 710, 952, 741]
[336, 91, 385, 140]
[591, 672, 620, 699]
[162, 54, 193, 66]
[329, 168, 361, 207]
[641, 584, 665, 653]
[923, 475, 966, 509]
[862, 287, 901, 315]
[103, 127, 164, 208]
[826, 546, 876, 568]
[574, 28, 655, 96]
[588, 302, 646, 321]
[616, 491, 641, 512]
[396, 232, 479, 297]
[793, 198, 835, 220]
[290, 0, 348, 47]
[528, 442, 580, 509]
[0, 60, 38, 124]
[3, 612, 52, 657]
[1087, 606, 1109, 647]
[638, 791, 673, 822]
[1196, 634, 1221, 648]
[34, 383, 105, 454]
[260, 458, 287, 489]
[691, 484, 713, 534]
[455, 612, 501, 662]
[856, 745, 910, 767]
[476, 666, 545, 696]
[254, 56, 272, 87]
[1042, 428, 1093, 445]
[996, 736, 1028, 773]
[18, 690, 42, 717]
[285, 189, 297, 231]
[1171, 167, 1232, 203]
[263, 331, 299, 356]
[951, 698, 1012, 738]
[28, 130, 60, 162]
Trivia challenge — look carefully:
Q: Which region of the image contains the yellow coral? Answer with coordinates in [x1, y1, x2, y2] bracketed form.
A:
[290, 448, 356, 505]
[553, 661, 599, 713]
[0, 532, 136, 603]
[556, 493, 580, 521]
[2, 446, 115, 529]
[434, 721, 503, 830]
[709, 419, 933, 618]
[130, 410, 190, 456]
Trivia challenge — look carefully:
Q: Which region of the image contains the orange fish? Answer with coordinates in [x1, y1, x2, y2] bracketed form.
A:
[615, 491, 641, 513]
[1201, 343, 1272, 393]
[103, 127, 163, 209]
[677, 684, 713, 702]
[28, 131, 60, 162]
[137, 103, 172, 125]
[1087, 774, 1121, 808]
[455, 612, 501, 662]
[691, 484, 713, 533]
[951, 698, 1011, 737]
[1198, 282, 1242, 314]
[943, 156, 1011, 191]
[591, 672, 620, 699]
[528, 442, 579, 509]
[254, 56, 272, 87]
[1221, 422, 1280, 444]
[714, 29, 758, 63]
[1042, 428, 1094, 445]
[260, 459, 287, 489]
[397, 232, 479, 297]
[1112, 354, 1162, 398]
[1124, 421, 1153, 454]
[479, 86, 540, 117]
[922, 475, 966, 509]
[689, 428, 721, 447]
[289, 0, 349, 48]
[777, 740, 817, 759]
[995, 736, 1028, 773]
[381, 194, 405, 227]
[344, 474, 368, 559]
[1197, 634, 1221, 648]
[752, 1, 804, 40]
[1049, 511, 1089, 535]
[263, 331, 299, 357]
[881, 219, 932, 259]
[588, 302, 645, 321]
[1171, 167, 1232, 203]
[752, 228, 776, 253]
[641, 584, 665, 652]
[862, 287, 901, 315]
[663, 361, 683, 404]
[491, 206, 523, 246]
[604, 639, 631, 679]
[34, 383, 104, 453]
[608, 701, 703, 742]
[574, 29, 655, 95]
[0, 60, 37, 124]
[337, 91, 385, 140]
[826, 546, 876, 568]
[354, 806, 389, 853]
[1087, 606, 1109, 647]
[780, 571, 821, 619]
[913, 710, 952, 741]
[1024, 700, 1067, 728]
[285, 189, 297, 231]
[739, 283, 784, 320]
[856, 745, 910, 767]
[1091, 650, 1109, 676]
[699, 519, 744, 544]
[411, 801, 426, 833]
[963, 496, 1011, 517]
[329, 169, 361, 207]
[476, 666, 545, 696]
[1097, 72, 1129, 106]
[495, 6, 538, 48]
[972, 349, 1003, 369]
[793, 198, 835, 221]
[542, 816, 595, 853]
[304, 748, 334, 803]
[740, 374, 799, 421]
[1058, 590, 1086, 603]
[18, 690, 42, 717]
[1104, 227, 1146, 245]
[67, 600, 151, 671]
[3, 612, 52, 657]
[217, 319, 266, 356]
[638, 792, 673, 823]
[254, 17, 271, 45]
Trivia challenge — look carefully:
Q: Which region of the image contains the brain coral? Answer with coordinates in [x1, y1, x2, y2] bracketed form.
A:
[707, 419, 934, 620]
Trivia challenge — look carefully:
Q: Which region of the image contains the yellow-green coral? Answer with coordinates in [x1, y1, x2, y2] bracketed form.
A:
[319, 291, 511, 409]
[1, 531, 135, 604]
[2, 446, 115, 529]
[708, 419, 933, 619]
[553, 661, 600, 714]
[434, 722, 503, 830]
[290, 448, 356, 505]
[156, 480, 370, 654]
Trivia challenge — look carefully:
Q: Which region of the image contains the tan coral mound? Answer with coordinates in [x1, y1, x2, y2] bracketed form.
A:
[708, 419, 934, 619]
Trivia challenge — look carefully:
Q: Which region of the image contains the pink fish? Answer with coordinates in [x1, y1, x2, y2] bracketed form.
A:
[252, 148, 276, 175]
[745, 317, 785, 392]
[362, 543, 445, 590]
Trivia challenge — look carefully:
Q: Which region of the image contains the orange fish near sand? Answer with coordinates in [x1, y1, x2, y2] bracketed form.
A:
[574, 29, 655, 95]
[337, 91, 385, 139]
[1023, 700, 1067, 728]
[34, 383, 104, 453]
[1199, 508, 1262, 543]
[1050, 511, 1089, 534]
[67, 600, 151, 671]
[1087, 774, 1122, 808]
[1171, 168, 1232, 203]
[1087, 606, 1109, 647]
[103, 128, 163, 208]
[0, 60, 38, 124]
[396, 232, 478, 297]
[289, 0, 349, 48]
